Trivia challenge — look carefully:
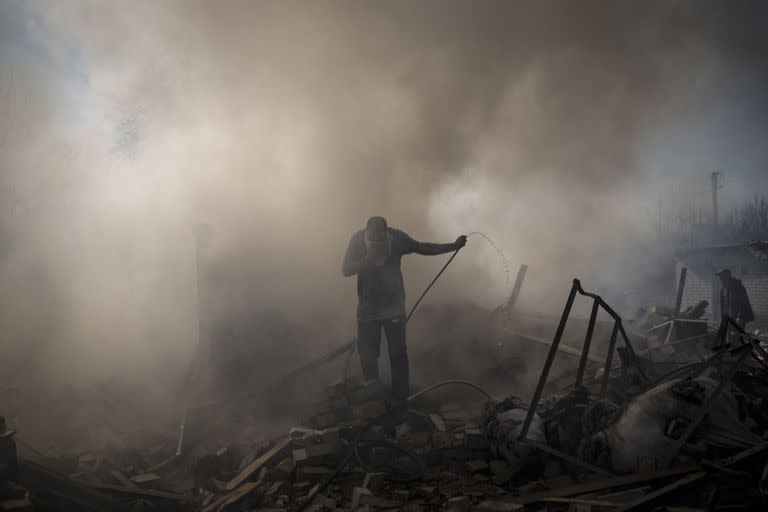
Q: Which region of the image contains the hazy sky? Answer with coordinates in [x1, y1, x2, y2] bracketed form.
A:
[1, 0, 767, 393]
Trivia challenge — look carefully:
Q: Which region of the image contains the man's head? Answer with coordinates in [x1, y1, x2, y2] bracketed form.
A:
[716, 268, 732, 285]
[365, 216, 388, 242]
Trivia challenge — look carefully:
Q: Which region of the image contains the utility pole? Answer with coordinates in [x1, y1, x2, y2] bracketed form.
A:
[711, 171, 720, 226]
[175, 222, 213, 457]
[657, 198, 662, 239]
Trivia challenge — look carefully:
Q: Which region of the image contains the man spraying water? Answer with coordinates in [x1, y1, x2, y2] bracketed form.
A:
[342, 216, 466, 402]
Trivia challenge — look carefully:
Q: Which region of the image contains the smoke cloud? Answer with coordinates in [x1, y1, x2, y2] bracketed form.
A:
[1, 0, 768, 440]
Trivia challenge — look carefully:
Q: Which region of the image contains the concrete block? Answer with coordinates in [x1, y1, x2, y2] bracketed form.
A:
[311, 493, 337, 509]
[443, 496, 470, 512]
[598, 487, 650, 504]
[348, 380, 386, 404]
[364, 496, 400, 508]
[464, 429, 489, 450]
[296, 466, 332, 480]
[392, 489, 409, 503]
[432, 432, 452, 450]
[429, 414, 447, 432]
[292, 443, 337, 463]
[350, 487, 372, 510]
[266, 480, 286, 496]
[351, 401, 387, 419]
[370, 446, 390, 467]
[130, 473, 161, 484]
[475, 500, 522, 511]
[275, 456, 295, 476]
[317, 426, 341, 445]
[362, 472, 385, 494]
[489, 460, 508, 474]
[465, 459, 489, 473]
[311, 413, 338, 428]
[489, 458, 524, 485]
[417, 486, 438, 498]
[411, 432, 431, 447]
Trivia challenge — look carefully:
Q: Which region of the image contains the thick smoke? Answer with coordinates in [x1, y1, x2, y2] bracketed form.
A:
[1, 1, 768, 440]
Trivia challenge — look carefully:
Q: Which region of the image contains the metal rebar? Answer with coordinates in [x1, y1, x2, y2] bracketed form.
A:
[519, 280, 578, 441]
[575, 299, 599, 388]
[599, 321, 621, 399]
[664, 319, 676, 345]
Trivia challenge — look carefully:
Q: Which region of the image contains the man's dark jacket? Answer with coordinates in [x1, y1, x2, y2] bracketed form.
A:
[720, 277, 755, 324]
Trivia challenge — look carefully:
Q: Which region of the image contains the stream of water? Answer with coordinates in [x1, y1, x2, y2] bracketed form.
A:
[466, 231, 513, 292]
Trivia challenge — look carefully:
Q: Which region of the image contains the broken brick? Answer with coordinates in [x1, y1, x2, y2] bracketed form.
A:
[362, 472, 386, 494]
[443, 495, 470, 512]
[429, 414, 448, 432]
[465, 459, 489, 473]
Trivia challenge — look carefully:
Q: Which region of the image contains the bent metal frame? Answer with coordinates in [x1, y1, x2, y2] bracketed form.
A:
[516, 278, 767, 480]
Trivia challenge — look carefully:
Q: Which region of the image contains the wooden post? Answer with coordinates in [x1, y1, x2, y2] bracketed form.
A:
[673, 266, 687, 317]
[505, 264, 528, 311]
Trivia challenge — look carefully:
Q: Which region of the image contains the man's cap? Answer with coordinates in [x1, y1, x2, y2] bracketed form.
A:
[715, 268, 731, 277]
[365, 217, 388, 237]
[366, 216, 387, 228]
[365, 217, 388, 243]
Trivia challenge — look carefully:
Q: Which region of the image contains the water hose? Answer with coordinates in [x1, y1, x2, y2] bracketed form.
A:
[406, 248, 462, 324]
[406, 378, 493, 403]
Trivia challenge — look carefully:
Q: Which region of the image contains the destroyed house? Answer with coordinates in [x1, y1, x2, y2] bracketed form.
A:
[675, 241, 768, 329]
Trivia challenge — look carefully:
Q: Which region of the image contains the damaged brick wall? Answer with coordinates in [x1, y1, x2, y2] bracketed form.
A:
[677, 263, 716, 317]
[676, 262, 768, 330]
[743, 274, 768, 324]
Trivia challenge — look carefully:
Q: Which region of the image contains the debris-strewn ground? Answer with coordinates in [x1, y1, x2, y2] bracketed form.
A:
[4, 290, 768, 512]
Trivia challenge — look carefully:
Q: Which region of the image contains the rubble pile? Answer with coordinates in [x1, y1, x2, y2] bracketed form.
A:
[8, 377, 523, 511]
[1, 418, 32, 512]
[192, 377, 510, 512]
[632, 301, 709, 335]
[9, 344, 768, 512]
[629, 300, 717, 364]
[5, 284, 768, 511]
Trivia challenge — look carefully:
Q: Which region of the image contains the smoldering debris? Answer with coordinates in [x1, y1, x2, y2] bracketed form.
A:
[4, 279, 768, 512]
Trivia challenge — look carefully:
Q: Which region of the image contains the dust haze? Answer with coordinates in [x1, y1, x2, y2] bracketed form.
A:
[1, 1, 768, 441]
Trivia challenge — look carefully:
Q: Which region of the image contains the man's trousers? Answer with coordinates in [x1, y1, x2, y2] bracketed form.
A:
[357, 315, 409, 401]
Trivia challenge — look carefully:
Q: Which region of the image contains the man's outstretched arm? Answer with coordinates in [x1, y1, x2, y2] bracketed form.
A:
[414, 235, 467, 256]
